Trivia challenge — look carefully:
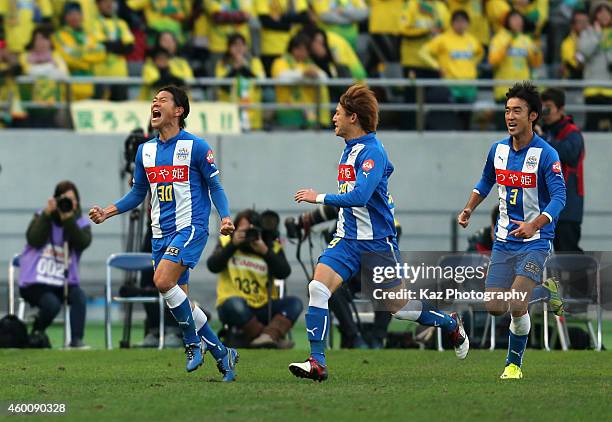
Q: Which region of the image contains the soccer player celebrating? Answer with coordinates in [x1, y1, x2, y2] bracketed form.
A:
[289, 84, 469, 382]
[89, 86, 239, 381]
[457, 81, 566, 380]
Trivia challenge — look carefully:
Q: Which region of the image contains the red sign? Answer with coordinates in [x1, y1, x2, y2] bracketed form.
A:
[362, 159, 375, 171]
[495, 169, 536, 188]
[206, 149, 215, 164]
[338, 164, 356, 181]
[552, 161, 561, 173]
[146, 165, 189, 183]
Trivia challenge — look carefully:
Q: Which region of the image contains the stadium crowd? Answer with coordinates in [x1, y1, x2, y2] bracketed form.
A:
[0, 0, 610, 130]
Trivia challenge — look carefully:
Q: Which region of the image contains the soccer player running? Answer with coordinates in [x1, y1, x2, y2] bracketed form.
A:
[290, 84, 469, 382]
[89, 86, 239, 381]
[458, 81, 566, 380]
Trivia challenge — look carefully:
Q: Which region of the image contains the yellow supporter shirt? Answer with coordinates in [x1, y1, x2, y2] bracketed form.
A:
[127, 0, 192, 41]
[489, 29, 542, 100]
[140, 56, 194, 99]
[215, 56, 265, 129]
[399, 0, 450, 68]
[326, 30, 366, 78]
[255, 0, 308, 56]
[271, 54, 330, 127]
[93, 16, 135, 78]
[205, 0, 254, 53]
[1, 0, 52, 53]
[485, 0, 510, 34]
[511, 0, 548, 36]
[368, 0, 403, 34]
[215, 236, 280, 308]
[419, 29, 483, 79]
[447, 0, 490, 46]
[18, 51, 68, 104]
[52, 26, 106, 100]
[311, 0, 367, 48]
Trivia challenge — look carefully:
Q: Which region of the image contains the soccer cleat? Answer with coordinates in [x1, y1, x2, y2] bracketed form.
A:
[543, 277, 564, 316]
[288, 357, 328, 382]
[500, 363, 523, 379]
[185, 343, 204, 372]
[216, 347, 239, 382]
[448, 312, 469, 360]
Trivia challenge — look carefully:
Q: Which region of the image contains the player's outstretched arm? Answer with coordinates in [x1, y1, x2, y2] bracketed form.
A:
[89, 205, 119, 224]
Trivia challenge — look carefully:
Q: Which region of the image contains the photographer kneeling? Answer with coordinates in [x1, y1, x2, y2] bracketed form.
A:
[18, 181, 92, 348]
[207, 209, 301, 348]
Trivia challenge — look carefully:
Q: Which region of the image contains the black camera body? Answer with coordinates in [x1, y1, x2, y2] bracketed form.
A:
[244, 227, 262, 243]
[55, 196, 74, 213]
[285, 205, 338, 239]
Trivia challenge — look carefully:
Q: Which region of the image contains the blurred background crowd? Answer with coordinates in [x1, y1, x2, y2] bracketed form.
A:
[0, 0, 610, 131]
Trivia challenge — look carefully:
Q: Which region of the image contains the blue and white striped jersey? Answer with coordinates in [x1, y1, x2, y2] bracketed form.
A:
[474, 134, 566, 243]
[115, 130, 230, 238]
[321, 132, 396, 240]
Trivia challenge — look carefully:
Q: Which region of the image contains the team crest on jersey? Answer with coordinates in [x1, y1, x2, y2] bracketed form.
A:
[526, 155, 538, 170]
[176, 147, 189, 161]
[206, 149, 215, 164]
[165, 246, 180, 257]
[552, 161, 561, 173]
[362, 159, 375, 171]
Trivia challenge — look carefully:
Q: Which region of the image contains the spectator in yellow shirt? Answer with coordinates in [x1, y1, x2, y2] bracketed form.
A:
[53, 2, 106, 101]
[93, 0, 135, 101]
[215, 33, 265, 130]
[366, 0, 403, 76]
[561, 9, 589, 80]
[310, 0, 368, 50]
[141, 31, 194, 99]
[205, 0, 254, 57]
[511, 0, 548, 37]
[447, 0, 490, 47]
[399, 0, 449, 129]
[271, 32, 330, 128]
[19, 28, 69, 127]
[52, 0, 98, 33]
[419, 10, 484, 130]
[0, 0, 53, 54]
[255, 0, 310, 76]
[126, 0, 192, 44]
[489, 10, 542, 129]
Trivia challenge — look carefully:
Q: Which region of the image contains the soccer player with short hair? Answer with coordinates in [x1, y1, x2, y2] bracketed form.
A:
[289, 84, 469, 382]
[89, 86, 239, 381]
[458, 81, 566, 380]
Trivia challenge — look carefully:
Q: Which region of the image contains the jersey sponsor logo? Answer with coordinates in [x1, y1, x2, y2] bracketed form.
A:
[338, 164, 356, 181]
[176, 147, 189, 161]
[495, 169, 536, 188]
[524, 261, 541, 275]
[146, 165, 189, 183]
[230, 256, 267, 274]
[526, 155, 538, 170]
[165, 246, 180, 257]
[552, 161, 561, 173]
[206, 149, 215, 164]
[362, 159, 375, 171]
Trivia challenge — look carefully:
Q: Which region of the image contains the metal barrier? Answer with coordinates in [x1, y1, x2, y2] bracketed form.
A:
[7, 76, 612, 131]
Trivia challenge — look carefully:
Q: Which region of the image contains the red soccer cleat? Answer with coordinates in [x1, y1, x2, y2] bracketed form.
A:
[289, 357, 328, 382]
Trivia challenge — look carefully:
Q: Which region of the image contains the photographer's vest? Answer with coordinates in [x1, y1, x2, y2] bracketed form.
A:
[19, 211, 90, 288]
[215, 236, 280, 309]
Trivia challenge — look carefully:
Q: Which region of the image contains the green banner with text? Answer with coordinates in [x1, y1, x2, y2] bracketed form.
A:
[71, 101, 241, 135]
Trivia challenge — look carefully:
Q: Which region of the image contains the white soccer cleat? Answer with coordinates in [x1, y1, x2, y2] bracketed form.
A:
[448, 312, 469, 360]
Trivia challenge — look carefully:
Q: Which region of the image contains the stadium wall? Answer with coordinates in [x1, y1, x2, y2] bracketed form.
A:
[1, 130, 611, 313]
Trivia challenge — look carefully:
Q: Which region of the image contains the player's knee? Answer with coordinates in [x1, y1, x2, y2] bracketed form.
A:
[152, 271, 175, 293]
[509, 299, 528, 316]
[485, 299, 507, 316]
[308, 280, 332, 308]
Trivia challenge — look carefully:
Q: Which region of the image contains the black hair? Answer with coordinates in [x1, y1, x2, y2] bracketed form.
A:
[571, 8, 589, 24]
[451, 10, 470, 23]
[504, 9, 524, 31]
[541, 87, 565, 109]
[25, 26, 53, 51]
[157, 85, 190, 129]
[505, 81, 542, 121]
[223, 33, 248, 61]
[233, 209, 261, 228]
[287, 32, 311, 54]
[54, 180, 80, 205]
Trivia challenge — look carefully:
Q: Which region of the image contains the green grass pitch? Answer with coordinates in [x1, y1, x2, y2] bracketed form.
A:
[1, 347, 610, 421]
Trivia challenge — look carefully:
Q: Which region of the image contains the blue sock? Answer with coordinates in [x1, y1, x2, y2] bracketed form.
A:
[531, 286, 550, 303]
[306, 306, 329, 366]
[416, 301, 457, 333]
[506, 331, 528, 367]
[197, 322, 227, 360]
[168, 298, 199, 345]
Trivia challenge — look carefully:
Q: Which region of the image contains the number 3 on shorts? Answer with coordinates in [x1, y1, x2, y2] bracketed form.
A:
[328, 237, 341, 248]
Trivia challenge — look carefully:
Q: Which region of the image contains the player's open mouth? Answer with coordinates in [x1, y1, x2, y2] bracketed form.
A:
[151, 110, 162, 120]
[508, 122, 517, 128]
